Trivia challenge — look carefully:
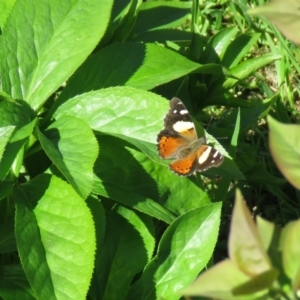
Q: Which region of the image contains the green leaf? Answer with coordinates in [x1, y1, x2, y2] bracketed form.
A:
[86, 195, 106, 251]
[86, 196, 106, 299]
[130, 1, 192, 37]
[229, 190, 272, 276]
[223, 54, 282, 90]
[204, 27, 239, 63]
[93, 134, 211, 223]
[0, 265, 35, 300]
[0, 215, 16, 253]
[0, 180, 14, 201]
[100, 0, 135, 44]
[92, 206, 155, 300]
[56, 43, 201, 104]
[222, 33, 261, 68]
[38, 115, 98, 199]
[0, 99, 36, 128]
[195, 63, 232, 76]
[130, 28, 192, 43]
[0, 0, 16, 29]
[14, 174, 96, 300]
[229, 108, 240, 159]
[268, 116, 300, 189]
[0, 126, 15, 160]
[0, 0, 114, 110]
[248, 0, 300, 45]
[110, 0, 139, 43]
[128, 203, 222, 300]
[54, 87, 166, 161]
[0, 100, 36, 180]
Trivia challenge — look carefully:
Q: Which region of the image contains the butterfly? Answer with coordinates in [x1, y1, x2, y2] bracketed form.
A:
[157, 97, 224, 176]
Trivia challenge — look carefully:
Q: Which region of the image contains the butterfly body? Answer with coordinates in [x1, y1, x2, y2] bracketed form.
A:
[157, 97, 224, 176]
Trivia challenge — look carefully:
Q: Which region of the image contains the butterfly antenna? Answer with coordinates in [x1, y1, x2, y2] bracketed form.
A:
[205, 116, 213, 131]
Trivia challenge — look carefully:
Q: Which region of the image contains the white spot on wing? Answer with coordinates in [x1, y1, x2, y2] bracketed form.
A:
[213, 151, 219, 158]
[198, 147, 212, 164]
[173, 121, 194, 133]
[180, 109, 188, 115]
[173, 109, 177, 114]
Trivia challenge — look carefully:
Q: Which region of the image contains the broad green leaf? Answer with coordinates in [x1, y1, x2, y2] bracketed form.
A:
[248, 0, 300, 44]
[0, 0, 113, 110]
[93, 134, 211, 223]
[229, 190, 272, 276]
[116, 206, 155, 263]
[93, 206, 155, 300]
[268, 116, 300, 189]
[54, 87, 167, 162]
[0, 0, 16, 29]
[93, 182, 175, 224]
[56, 43, 201, 104]
[0, 100, 36, 180]
[130, 1, 191, 37]
[38, 115, 98, 199]
[127, 203, 222, 300]
[0, 265, 35, 300]
[14, 174, 96, 300]
[182, 259, 269, 300]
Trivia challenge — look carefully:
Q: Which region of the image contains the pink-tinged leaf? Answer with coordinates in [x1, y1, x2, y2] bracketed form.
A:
[281, 220, 300, 292]
[181, 259, 270, 300]
[248, 0, 300, 44]
[229, 190, 272, 276]
[268, 116, 300, 189]
[256, 216, 277, 252]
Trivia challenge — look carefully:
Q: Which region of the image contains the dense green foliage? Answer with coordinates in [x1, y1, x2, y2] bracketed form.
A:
[1, 0, 300, 299]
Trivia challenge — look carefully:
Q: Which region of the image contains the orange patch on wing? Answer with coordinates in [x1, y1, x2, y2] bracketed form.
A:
[196, 145, 208, 156]
[169, 152, 197, 176]
[158, 136, 186, 159]
[180, 128, 197, 140]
